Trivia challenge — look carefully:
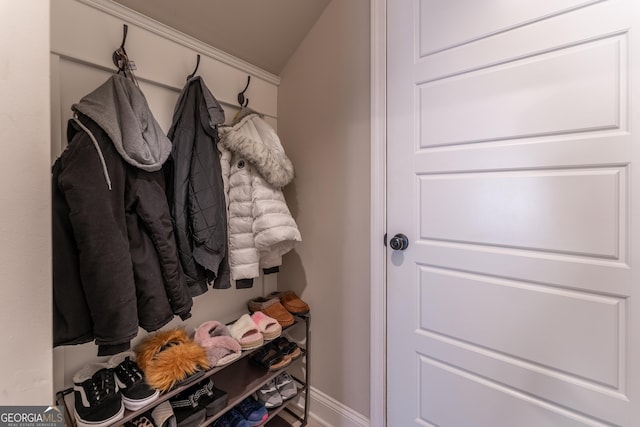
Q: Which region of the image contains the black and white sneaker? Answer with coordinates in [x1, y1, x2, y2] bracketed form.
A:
[73, 363, 125, 427]
[108, 352, 160, 411]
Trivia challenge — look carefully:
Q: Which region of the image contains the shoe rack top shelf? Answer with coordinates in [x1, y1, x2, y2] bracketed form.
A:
[55, 314, 310, 427]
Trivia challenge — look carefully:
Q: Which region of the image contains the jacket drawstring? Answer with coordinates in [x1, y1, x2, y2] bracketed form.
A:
[73, 114, 112, 190]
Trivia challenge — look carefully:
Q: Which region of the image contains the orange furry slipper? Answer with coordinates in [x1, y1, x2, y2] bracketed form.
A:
[135, 328, 210, 392]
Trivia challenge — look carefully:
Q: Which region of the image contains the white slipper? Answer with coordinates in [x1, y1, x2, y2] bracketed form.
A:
[229, 314, 264, 350]
[251, 311, 282, 341]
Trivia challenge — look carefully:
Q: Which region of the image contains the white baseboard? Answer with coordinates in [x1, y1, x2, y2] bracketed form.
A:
[287, 386, 370, 427]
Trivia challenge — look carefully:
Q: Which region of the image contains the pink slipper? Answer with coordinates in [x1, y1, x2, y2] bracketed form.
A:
[251, 311, 282, 341]
[193, 321, 242, 367]
[229, 314, 264, 350]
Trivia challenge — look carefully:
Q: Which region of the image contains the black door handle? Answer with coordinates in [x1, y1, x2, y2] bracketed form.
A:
[389, 234, 409, 251]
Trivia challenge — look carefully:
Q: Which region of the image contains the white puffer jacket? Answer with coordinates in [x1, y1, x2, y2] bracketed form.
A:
[218, 109, 301, 282]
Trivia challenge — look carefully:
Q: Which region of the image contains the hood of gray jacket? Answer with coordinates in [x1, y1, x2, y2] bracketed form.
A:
[72, 74, 171, 171]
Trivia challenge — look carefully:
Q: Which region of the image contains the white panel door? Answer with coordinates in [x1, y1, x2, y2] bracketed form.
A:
[386, 0, 640, 425]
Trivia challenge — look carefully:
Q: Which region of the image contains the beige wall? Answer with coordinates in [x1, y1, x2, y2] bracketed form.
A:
[0, 2, 53, 404]
[278, 0, 371, 420]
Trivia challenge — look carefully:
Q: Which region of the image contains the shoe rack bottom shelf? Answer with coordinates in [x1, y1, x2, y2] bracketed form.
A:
[204, 354, 307, 426]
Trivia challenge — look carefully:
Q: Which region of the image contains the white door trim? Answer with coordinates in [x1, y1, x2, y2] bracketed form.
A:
[370, 0, 387, 426]
[384, 1, 640, 424]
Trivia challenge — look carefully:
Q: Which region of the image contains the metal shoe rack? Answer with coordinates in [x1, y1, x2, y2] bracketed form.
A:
[55, 314, 310, 427]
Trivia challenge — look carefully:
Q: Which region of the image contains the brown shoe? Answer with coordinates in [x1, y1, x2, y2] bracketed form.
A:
[268, 291, 310, 315]
[248, 297, 294, 327]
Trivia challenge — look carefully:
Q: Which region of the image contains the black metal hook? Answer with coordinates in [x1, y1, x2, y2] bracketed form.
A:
[237, 76, 251, 108]
[110, 24, 138, 86]
[112, 24, 129, 73]
[120, 24, 128, 50]
[187, 54, 200, 80]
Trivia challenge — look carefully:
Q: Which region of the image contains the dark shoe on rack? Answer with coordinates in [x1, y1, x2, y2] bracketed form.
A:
[172, 406, 206, 427]
[251, 343, 291, 371]
[213, 408, 250, 427]
[169, 378, 228, 418]
[271, 337, 301, 361]
[201, 383, 229, 417]
[233, 396, 268, 426]
[72, 363, 124, 427]
[108, 351, 160, 411]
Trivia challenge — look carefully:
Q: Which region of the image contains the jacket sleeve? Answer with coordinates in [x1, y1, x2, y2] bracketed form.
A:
[251, 174, 302, 270]
[133, 170, 193, 320]
[56, 128, 138, 356]
[189, 121, 228, 279]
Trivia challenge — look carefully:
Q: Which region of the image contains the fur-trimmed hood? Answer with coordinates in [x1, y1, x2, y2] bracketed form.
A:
[218, 108, 294, 188]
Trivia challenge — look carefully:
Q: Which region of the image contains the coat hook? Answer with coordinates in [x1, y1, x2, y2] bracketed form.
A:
[120, 24, 128, 50]
[237, 76, 251, 108]
[111, 24, 138, 86]
[112, 24, 129, 72]
[187, 54, 201, 81]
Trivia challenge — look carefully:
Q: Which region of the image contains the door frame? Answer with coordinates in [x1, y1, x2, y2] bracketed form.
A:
[370, 2, 640, 426]
[370, 0, 387, 426]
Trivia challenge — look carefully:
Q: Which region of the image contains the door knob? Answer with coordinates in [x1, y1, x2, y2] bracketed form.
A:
[389, 233, 409, 251]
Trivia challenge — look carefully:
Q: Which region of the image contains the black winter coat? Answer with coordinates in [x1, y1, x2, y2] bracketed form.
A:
[53, 114, 192, 356]
[165, 77, 230, 295]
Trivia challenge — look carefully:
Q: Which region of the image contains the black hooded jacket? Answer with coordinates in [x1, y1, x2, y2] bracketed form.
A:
[52, 75, 192, 356]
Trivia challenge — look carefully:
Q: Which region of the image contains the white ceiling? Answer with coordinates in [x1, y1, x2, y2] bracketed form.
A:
[114, 0, 331, 75]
